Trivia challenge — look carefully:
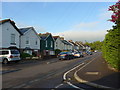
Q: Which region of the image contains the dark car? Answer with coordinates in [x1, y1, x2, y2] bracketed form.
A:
[74, 52, 84, 58]
[58, 52, 74, 60]
[86, 51, 92, 55]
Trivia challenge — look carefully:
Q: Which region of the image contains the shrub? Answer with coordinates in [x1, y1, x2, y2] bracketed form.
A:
[102, 28, 120, 70]
[20, 53, 32, 59]
[55, 49, 61, 55]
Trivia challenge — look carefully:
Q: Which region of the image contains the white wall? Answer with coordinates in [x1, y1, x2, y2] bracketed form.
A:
[54, 38, 64, 50]
[0, 22, 20, 48]
[20, 28, 40, 50]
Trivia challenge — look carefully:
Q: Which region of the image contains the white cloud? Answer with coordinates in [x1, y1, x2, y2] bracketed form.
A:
[73, 21, 99, 31]
[53, 8, 114, 42]
[52, 21, 109, 42]
[53, 29, 106, 42]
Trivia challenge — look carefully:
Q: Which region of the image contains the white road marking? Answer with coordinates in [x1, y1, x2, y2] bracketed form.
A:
[86, 72, 99, 75]
[74, 56, 97, 76]
[62, 62, 85, 89]
[63, 63, 84, 80]
[62, 56, 99, 89]
[67, 82, 84, 90]
[55, 83, 64, 88]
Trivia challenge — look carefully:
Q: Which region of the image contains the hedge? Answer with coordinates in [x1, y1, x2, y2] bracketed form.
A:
[102, 28, 120, 70]
[20, 53, 32, 59]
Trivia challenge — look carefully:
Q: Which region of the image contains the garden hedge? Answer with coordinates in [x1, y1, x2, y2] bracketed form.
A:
[102, 28, 120, 70]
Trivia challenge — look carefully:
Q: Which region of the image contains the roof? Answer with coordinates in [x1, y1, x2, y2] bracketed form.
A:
[38, 33, 51, 40]
[0, 19, 22, 35]
[19, 27, 32, 34]
[69, 41, 78, 46]
[62, 40, 72, 45]
[53, 36, 59, 41]
[0, 19, 10, 24]
[19, 27, 41, 39]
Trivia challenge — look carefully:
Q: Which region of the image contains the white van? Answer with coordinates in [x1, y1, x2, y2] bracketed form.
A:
[0, 49, 21, 64]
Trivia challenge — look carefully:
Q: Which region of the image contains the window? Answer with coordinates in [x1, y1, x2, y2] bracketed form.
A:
[11, 50, 19, 54]
[56, 42, 58, 48]
[2, 51, 9, 55]
[0, 51, 2, 55]
[35, 39, 37, 45]
[26, 37, 29, 45]
[11, 34, 15, 44]
[46, 40, 47, 47]
[51, 41, 53, 48]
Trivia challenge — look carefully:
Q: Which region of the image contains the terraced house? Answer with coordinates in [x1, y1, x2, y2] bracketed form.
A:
[38, 33, 55, 57]
[53, 36, 64, 51]
[19, 27, 41, 56]
[0, 19, 22, 50]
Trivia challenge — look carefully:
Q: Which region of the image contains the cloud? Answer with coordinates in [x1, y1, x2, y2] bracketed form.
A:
[53, 29, 106, 42]
[73, 21, 99, 31]
[53, 8, 114, 42]
[52, 21, 108, 42]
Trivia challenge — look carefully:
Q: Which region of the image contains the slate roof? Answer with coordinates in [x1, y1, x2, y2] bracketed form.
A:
[62, 40, 72, 45]
[38, 33, 51, 40]
[69, 41, 78, 46]
[0, 19, 22, 35]
[53, 36, 59, 41]
[19, 27, 32, 34]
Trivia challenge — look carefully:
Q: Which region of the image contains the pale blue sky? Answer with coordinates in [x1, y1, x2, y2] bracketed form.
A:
[2, 2, 116, 42]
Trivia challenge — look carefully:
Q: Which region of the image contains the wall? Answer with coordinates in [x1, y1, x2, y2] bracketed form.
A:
[20, 28, 40, 50]
[0, 22, 20, 48]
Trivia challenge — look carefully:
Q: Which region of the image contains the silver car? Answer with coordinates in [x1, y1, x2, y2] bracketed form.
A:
[0, 49, 21, 64]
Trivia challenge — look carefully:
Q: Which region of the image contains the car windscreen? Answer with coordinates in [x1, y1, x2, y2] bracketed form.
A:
[60, 52, 68, 54]
[11, 50, 20, 54]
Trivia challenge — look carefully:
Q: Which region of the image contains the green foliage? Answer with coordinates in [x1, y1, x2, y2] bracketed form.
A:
[55, 49, 61, 55]
[85, 41, 103, 51]
[20, 53, 32, 59]
[102, 28, 120, 70]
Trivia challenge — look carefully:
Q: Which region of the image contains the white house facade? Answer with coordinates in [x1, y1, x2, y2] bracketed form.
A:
[0, 19, 21, 49]
[62, 40, 73, 51]
[53, 36, 64, 50]
[19, 27, 41, 56]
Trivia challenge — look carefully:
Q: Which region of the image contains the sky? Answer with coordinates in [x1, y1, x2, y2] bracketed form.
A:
[1, 1, 116, 42]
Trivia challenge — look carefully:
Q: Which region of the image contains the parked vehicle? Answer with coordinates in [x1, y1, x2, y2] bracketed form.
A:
[58, 52, 74, 60]
[74, 52, 84, 58]
[0, 49, 21, 64]
[94, 50, 98, 53]
[86, 51, 92, 55]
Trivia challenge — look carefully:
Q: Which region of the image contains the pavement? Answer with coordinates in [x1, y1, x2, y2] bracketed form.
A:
[74, 54, 120, 90]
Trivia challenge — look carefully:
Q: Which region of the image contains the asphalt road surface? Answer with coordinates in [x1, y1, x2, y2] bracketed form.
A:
[2, 52, 102, 89]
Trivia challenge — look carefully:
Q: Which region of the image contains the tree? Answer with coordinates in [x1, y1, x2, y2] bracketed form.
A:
[108, 1, 120, 24]
[102, 0, 120, 70]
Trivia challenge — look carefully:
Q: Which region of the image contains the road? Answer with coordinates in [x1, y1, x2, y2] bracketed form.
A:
[2, 52, 102, 89]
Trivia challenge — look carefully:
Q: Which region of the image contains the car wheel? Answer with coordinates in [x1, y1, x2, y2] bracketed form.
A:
[3, 59, 8, 64]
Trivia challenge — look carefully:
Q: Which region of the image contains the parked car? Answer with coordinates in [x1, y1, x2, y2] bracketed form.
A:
[58, 52, 74, 60]
[74, 52, 84, 58]
[0, 49, 21, 64]
[94, 50, 98, 53]
[86, 51, 92, 55]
